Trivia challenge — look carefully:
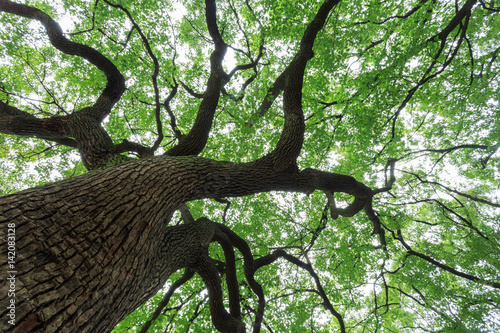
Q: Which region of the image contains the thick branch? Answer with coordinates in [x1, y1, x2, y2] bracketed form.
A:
[115, 139, 151, 158]
[0, 0, 125, 121]
[191, 238, 246, 332]
[0, 0, 129, 170]
[267, 0, 341, 171]
[213, 229, 241, 320]
[0, 101, 72, 141]
[215, 223, 266, 333]
[0, 100, 119, 169]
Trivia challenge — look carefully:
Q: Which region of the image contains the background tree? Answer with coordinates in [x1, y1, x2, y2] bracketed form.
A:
[0, 0, 499, 332]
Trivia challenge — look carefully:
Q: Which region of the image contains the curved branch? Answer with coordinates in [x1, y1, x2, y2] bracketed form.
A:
[355, 0, 430, 25]
[373, 0, 477, 160]
[162, 80, 186, 143]
[1, 100, 119, 170]
[215, 223, 266, 333]
[298, 167, 372, 199]
[160, 217, 245, 332]
[115, 139, 151, 158]
[220, 44, 264, 103]
[267, 0, 341, 171]
[397, 144, 489, 162]
[373, 158, 396, 195]
[364, 200, 387, 250]
[193, 248, 246, 333]
[0, 0, 125, 121]
[254, 249, 346, 333]
[102, 0, 165, 153]
[324, 190, 339, 219]
[226, 44, 265, 82]
[179, 80, 204, 99]
[213, 229, 241, 320]
[138, 269, 195, 333]
[481, 143, 500, 168]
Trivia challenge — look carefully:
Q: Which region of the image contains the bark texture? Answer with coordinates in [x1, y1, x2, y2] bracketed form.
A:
[0, 155, 369, 332]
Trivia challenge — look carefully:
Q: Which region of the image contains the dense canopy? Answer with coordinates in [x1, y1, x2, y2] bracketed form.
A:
[0, 0, 499, 332]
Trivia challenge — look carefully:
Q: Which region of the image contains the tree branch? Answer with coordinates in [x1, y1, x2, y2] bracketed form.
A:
[213, 228, 241, 320]
[404, 170, 500, 208]
[0, 0, 125, 121]
[354, 0, 430, 25]
[192, 242, 246, 332]
[138, 269, 195, 333]
[215, 223, 266, 333]
[393, 229, 500, 289]
[254, 249, 346, 333]
[267, 0, 341, 171]
[165, 0, 227, 157]
[102, 0, 165, 153]
[377, 0, 477, 158]
[0, 101, 71, 141]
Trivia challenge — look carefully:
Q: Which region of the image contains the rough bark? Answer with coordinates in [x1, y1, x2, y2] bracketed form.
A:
[0, 103, 119, 170]
[0, 154, 370, 332]
[266, 0, 341, 171]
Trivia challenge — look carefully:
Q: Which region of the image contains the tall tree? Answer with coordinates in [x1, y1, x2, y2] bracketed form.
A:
[0, 0, 499, 332]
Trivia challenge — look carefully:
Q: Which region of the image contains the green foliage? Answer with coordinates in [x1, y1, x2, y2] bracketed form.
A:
[1, 0, 499, 332]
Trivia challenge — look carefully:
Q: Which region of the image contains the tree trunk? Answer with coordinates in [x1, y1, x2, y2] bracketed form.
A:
[0, 153, 368, 332]
[0, 157, 260, 331]
[0, 157, 185, 332]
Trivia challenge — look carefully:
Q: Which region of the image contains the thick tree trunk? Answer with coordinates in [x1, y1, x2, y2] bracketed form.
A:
[0, 155, 368, 332]
[0, 156, 206, 332]
[0, 158, 181, 332]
